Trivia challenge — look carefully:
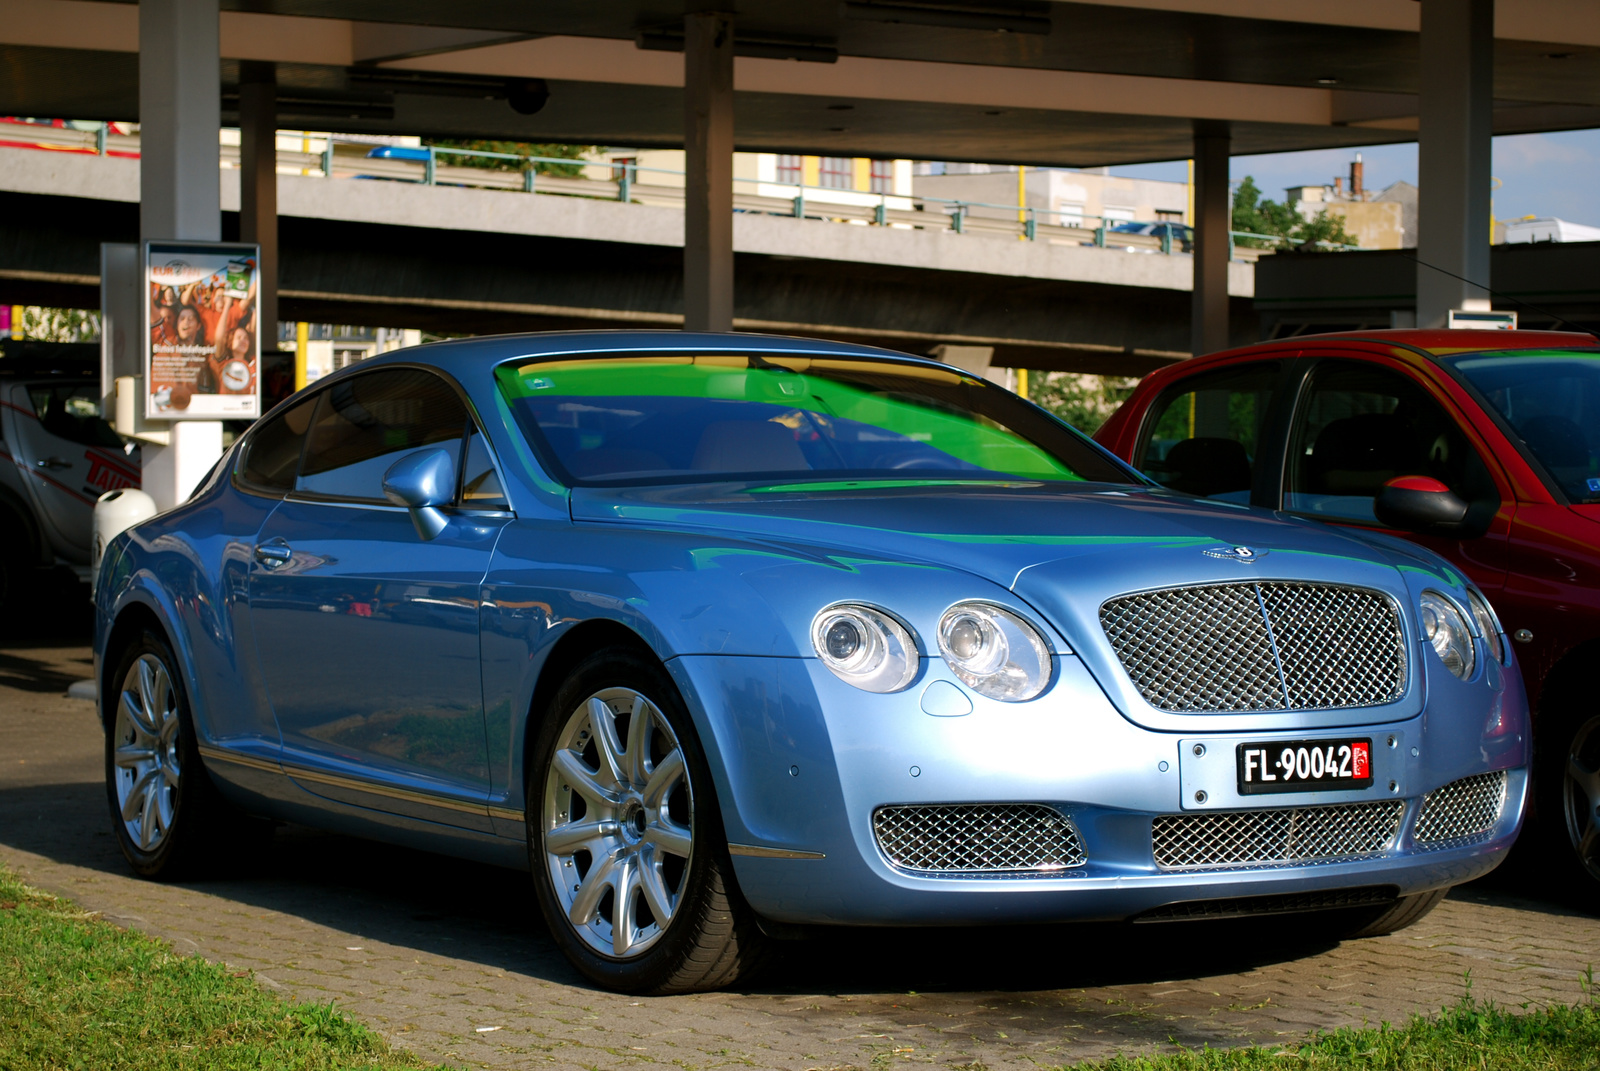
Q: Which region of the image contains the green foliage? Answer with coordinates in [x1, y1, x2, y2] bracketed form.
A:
[0, 865, 438, 1070]
[421, 139, 597, 177]
[1083, 983, 1600, 1070]
[15, 307, 101, 343]
[1032, 372, 1140, 435]
[1232, 175, 1360, 251]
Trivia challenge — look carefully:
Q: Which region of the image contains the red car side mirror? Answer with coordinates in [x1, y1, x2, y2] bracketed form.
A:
[1374, 475, 1471, 535]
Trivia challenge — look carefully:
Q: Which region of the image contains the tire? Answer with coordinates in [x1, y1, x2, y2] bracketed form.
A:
[1536, 709, 1600, 902]
[527, 646, 769, 993]
[104, 628, 240, 879]
[1342, 887, 1449, 938]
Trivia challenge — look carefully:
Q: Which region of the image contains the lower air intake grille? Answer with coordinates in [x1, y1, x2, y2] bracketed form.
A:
[1414, 771, 1508, 847]
[1153, 800, 1405, 871]
[873, 803, 1086, 876]
[1134, 885, 1399, 923]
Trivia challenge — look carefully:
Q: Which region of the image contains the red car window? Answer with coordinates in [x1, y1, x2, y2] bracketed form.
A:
[1135, 362, 1279, 502]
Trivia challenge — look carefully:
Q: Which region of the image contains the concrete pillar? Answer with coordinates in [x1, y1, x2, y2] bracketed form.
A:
[1190, 121, 1231, 357]
[139, 0, 223, 509]
[1416, 0, 1494, 327]
[239, 61, 278, 339]
[683, 11, 734, 333]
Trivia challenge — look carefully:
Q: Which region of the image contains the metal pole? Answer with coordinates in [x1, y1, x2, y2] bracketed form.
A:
[239, 61, 278, 342]
[682, 11, 735, 333]
[1190, 121, 1232, 356]
[1416, 0, 1493, 326]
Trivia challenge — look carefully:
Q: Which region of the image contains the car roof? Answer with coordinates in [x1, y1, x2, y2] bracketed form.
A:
[1167, 327, 1600, 376]
[355, 329, 952, 376]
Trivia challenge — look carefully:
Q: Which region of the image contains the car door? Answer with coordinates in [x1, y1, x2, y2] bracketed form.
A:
[6, 380, 138, 561]
[1132, 360, 1289, 507]
[247, 366, 513, 830]
[1280, 357, 1512, 591]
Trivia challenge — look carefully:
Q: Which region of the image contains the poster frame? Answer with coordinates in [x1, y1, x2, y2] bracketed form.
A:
[141, 239, 262, 421]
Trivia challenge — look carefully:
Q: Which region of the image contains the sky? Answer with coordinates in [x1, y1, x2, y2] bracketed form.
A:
[1108, 128, 1600, 227]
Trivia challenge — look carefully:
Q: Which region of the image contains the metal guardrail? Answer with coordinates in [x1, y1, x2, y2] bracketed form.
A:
[2, 120, 1295, 260]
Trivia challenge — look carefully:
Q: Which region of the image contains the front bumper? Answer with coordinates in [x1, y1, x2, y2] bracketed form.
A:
[671, 650, 1530, 926]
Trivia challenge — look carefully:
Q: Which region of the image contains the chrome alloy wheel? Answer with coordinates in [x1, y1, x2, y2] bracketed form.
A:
[541, 687, 694, 959]
[1564, 715, 1600, 883]
[112, 654, 182, 852]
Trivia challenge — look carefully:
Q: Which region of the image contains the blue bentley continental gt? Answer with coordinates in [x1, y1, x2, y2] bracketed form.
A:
[95, 332, 1528, 992]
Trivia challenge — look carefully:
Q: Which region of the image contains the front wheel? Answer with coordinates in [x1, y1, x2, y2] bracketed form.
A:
[1341, 887, 1449, 938]
[1544, 711, 1600, 898]
[528, 647, 768, 993]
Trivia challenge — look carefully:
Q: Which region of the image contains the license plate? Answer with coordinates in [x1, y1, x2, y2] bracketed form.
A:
[1236, 738, 1372, 795]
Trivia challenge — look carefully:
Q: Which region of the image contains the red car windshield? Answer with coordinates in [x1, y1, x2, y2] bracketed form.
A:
[1441, 348, 1600, 504]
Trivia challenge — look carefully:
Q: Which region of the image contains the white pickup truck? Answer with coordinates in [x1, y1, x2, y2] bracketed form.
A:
[0, 343, 140, 608]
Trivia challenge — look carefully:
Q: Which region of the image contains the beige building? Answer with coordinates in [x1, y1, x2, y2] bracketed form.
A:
[912, 165, 1190, 228]
[1283, 156, 1414, 249]
[588, 150, 915, 208]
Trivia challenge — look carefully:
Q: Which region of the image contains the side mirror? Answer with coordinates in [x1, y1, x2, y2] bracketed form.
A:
[1374, 475, 1471, 535]
[383, 448, 455, 540]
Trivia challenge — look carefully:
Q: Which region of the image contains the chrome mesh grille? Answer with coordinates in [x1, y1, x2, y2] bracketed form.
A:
[1414, 771, 1508, 846]
[1152, 800, 1405, 870]
[873, 804, 1086, 876]
[1100, 582, 1405, 712]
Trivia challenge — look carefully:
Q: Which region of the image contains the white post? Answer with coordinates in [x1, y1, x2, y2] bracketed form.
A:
[1416, 0, 1493, 327]
[139, 0, 224, 509]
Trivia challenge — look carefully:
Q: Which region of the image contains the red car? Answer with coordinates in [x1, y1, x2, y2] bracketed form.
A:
[1097, 328, 1600, 896]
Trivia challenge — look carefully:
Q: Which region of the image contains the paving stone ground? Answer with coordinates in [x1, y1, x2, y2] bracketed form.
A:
[5, 630, 1600, 1070]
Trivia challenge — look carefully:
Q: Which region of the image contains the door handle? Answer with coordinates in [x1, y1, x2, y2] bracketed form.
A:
[253, 540, 293, 566]
[34, 457, 70, 470]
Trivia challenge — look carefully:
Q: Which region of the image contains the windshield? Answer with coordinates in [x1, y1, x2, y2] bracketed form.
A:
[495, 353, 1137, 487]
[1441, 348, 1600, 503]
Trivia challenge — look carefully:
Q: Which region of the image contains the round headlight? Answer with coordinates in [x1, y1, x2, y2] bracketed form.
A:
[810, 604, 918, 693]
[936, 602, 1051, 702]
[1420, 590, 1475, 680]
[1466, 588, 1505, 665]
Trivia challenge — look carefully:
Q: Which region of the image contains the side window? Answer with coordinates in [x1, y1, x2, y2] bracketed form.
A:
[1285, 361, 1495, 525]
[296, 369, 468, 502]
[238, 395, 318, 494]
[459, 425, 509, 509]
[28, 385, 124, 449]
[1136, 362, 1279, 502]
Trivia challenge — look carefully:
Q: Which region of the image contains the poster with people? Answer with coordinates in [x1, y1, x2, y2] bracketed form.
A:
[143, 240, 261, 420]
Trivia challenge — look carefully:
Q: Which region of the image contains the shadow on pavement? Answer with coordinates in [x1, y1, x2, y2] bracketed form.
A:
[4, 774, 1589, 1001]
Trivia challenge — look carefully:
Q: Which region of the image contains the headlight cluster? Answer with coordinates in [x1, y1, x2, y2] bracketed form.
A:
[1420, 590, 1475, 679]
[811, 600, 1052, 701]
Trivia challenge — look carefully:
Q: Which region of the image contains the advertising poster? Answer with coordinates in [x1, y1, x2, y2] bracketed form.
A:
[143, 240, 261, 420]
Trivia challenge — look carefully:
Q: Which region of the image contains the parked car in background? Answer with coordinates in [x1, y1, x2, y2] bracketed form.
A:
[0, 342, 139, 607]
[1096, 328, 1600, 898]
[98, 331, 1524, 993]
[1107, 221, 1193, 253]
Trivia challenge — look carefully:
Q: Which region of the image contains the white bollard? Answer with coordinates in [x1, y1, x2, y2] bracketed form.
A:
[92, 489, 158, 594]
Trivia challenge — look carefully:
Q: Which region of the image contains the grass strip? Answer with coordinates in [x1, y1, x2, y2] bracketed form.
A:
[0, 864, 442, 1070]
[1086, 974, 1600, 1071]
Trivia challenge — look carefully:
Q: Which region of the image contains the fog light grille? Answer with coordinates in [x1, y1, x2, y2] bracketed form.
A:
[1414, 771, 1508, 847]
[1153, 800, 1404, 870]
[873, 803, 1086, 876]
[1099, 582, 1406, 712]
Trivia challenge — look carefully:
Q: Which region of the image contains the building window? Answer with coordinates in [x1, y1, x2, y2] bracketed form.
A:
[1155, 209, 1184, 222]
[775, 154, 803, 185]
[818, 157, 854, 189]
[611, 157, 637, 182]
[869, 159, 894, 193]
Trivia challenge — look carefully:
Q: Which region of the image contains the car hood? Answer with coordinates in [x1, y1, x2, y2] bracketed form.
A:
[569, 481, 1410, 593]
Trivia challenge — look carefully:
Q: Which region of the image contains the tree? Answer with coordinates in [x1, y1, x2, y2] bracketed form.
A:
[422, 140, 598, 177]
[1032, 372, 1140, 435]
[1231, 175, 1359, 250]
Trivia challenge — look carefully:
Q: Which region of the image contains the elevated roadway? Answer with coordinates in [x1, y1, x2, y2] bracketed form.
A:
[0, 143, 1259, 374]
